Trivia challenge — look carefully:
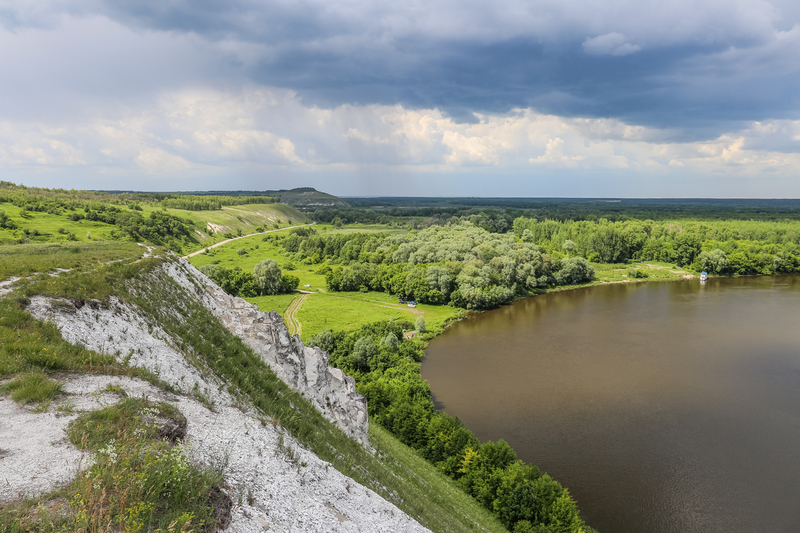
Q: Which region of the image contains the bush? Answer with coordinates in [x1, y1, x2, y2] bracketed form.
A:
[627, 268, 649, 279]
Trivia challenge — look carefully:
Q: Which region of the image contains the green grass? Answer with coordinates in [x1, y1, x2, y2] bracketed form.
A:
[0, 241, 148, 280]
[0, 199, 309, 252]
[142, 202, 310, 249]
[296, 291, 462, 342]
[0, 203, 120, 245]
[187, 224, 460, 342]
[247, 293, 299, 315]
[0, 372, 62, 405]
[591, 261, 687, 283]
[189, 230, 330, 289]
[0, 298, 118, 376]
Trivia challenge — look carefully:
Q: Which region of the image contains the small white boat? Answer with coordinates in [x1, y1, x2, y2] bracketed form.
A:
[700, 272, 708, 281]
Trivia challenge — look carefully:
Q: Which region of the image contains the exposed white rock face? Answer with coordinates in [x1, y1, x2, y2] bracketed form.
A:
[166, 259, 369, 444]
[27, 258, 369, 443]
[17, 257, 429, 532]
[0, 375, 430, 533]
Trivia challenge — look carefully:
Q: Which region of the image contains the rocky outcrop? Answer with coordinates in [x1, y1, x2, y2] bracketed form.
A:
[167, 259, 369, 444]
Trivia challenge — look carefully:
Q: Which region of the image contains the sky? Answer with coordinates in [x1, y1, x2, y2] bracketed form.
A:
[1, 0, 800, 197]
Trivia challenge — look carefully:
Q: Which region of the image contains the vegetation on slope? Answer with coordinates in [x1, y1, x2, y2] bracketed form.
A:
[1, 247, 509, 533]
[1, 394, 226, 533]
[0, 182, 308, 253]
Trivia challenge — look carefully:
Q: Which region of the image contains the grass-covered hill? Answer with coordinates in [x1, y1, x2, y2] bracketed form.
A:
[0, 182, 310, 253]
[166, 187, 349, 208]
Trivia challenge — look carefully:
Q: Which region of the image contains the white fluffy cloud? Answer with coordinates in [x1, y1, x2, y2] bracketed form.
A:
[2, 86, 800, 194]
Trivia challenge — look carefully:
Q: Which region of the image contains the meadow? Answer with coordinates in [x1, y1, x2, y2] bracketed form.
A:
[186, 226, 463, 341]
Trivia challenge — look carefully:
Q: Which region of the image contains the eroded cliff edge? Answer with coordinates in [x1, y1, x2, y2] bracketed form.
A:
[11, 254, 430, 532]
[169, 258, 369, 444]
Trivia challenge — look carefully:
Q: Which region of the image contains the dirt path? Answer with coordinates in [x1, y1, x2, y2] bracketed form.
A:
[284, 293, 309, 336]
[182, 223, 316, 259]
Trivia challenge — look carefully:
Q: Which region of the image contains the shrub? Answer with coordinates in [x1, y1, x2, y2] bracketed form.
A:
[627, 268, 649, 279]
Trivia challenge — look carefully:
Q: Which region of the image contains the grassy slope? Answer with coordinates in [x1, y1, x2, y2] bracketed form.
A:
[0, 200, 309, 253]
[141, 203, 309, 241]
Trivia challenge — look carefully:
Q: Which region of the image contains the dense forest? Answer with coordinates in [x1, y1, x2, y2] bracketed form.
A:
[273, 214, 800, 310]
[511, 217, 800, 275]
[280, 225, 594, 309]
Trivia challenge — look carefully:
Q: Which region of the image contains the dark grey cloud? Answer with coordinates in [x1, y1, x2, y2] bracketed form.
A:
[2, 0, 800, 197]
[37, 0, 792, 136]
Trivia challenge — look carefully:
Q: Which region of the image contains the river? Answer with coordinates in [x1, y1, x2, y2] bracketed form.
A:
[422, 276, 800, 533]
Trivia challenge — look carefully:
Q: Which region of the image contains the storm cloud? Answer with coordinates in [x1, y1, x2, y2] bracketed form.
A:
[1, 0, 799, 195]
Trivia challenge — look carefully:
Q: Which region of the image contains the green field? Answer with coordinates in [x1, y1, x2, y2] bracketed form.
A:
[592, 260, 689, 283]
[142, 203, 310, 243]
[247, 293, 299, 316]
[0, 203, 121, 245]
[0, 241, 151, 279]
[291, 291, 461, 342]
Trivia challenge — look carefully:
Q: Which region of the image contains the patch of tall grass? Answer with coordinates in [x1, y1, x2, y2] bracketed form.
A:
[0, 372, 62, 405]
[0, 242, 147, 279]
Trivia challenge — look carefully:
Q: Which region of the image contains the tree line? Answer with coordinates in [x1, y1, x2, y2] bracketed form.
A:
[511, 217, 800, 275]
[159, 195, 278, 211]
[198, 260, 299, 297]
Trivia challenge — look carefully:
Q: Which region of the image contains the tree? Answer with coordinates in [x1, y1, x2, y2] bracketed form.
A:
[351, 336, 377, 370]
[381, 332, 399, 351]
[308, 330, 336, 353]
[416, 315, 427, 333]
[693, 248, 729, 274]
[253, 259, 282, 295]
[587, 226, 628, 263]
[561, 240, 575, 255]
[554, 257, 595, 285]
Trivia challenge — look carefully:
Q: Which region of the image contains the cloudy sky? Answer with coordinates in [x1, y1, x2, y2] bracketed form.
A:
[2, 0, 800, 197]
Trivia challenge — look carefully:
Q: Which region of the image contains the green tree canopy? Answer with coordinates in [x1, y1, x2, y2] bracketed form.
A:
[253, 259, 283, 296]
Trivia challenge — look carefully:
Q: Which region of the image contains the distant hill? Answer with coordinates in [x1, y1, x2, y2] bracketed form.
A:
[173, 187, 349, 208]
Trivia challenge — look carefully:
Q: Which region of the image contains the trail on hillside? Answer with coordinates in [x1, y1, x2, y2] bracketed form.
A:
[182, 222, 316, 259]
[284, 292, 309, 336]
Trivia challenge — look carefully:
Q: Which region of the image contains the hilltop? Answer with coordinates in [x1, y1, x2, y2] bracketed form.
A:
[157, 187, 350, 208]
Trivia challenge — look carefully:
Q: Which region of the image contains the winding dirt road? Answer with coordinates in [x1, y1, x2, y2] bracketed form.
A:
[284, 292, 309, 336]
[182, 222, 316, 259]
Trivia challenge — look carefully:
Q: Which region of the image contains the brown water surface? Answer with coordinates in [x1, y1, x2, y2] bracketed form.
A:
[422, 276, 800, 533]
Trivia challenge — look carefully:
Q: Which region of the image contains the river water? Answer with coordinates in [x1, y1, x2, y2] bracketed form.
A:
[422, 276, 800, 533]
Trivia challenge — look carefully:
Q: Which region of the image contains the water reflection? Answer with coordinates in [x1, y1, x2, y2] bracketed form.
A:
[422, 276, 800, 533]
